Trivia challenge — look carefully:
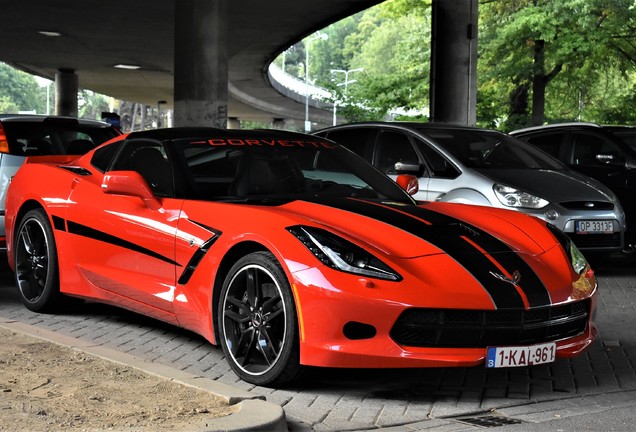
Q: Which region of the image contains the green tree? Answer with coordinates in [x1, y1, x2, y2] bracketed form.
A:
[279, 0, 432, 122]
[78, 90, 110, 120]
[312, 14, 362, 86]
[327, 0, 431, 121]
[479, 0, 636, 129]
[0, 96, 19, 113]
[0, 62, 46, 113]
[349, 12, 429, 114]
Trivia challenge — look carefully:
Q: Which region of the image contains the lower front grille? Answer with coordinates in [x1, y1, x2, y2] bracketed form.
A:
[390, 299, 590, 348]
[568, 232, 621, 248]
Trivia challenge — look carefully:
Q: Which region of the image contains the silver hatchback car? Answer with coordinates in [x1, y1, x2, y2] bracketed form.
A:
[0, 114, 121, 250]
[315, 122, 626, 254]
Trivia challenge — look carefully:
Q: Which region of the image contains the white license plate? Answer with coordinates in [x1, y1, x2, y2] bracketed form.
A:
[575, 220, 614, 234]
[486, 342, 556, 368]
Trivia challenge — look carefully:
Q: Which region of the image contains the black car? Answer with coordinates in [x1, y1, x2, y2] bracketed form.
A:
[0, 114, 121, 249]
[511, 123, 636, 249]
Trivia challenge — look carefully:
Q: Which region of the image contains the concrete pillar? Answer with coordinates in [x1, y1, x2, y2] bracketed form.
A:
[227, 117, 241, 129]
[272, 118, 286, 129]
[55, 68, 78, 117]
[429, 0, 478, 125]
[174, 0, 228, 128]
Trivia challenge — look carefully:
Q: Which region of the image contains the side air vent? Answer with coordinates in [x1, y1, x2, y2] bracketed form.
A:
[61, 165, 92, 176]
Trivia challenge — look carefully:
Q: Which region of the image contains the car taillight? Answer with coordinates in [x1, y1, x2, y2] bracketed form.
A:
[0, 122, 8, 153]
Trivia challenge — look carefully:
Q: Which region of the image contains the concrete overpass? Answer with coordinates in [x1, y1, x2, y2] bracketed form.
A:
[0, 0, 477, 129]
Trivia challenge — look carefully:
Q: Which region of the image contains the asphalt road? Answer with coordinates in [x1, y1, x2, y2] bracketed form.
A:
[0, 253, 635, 431]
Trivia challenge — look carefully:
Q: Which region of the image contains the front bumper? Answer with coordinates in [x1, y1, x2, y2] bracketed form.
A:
[291, 263, 598, 369]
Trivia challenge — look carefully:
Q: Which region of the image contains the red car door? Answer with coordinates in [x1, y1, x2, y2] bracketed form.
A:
[65, 141, 182, 316]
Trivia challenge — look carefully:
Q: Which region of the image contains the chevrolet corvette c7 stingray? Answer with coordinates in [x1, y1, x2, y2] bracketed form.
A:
[5, 127, 597, 386]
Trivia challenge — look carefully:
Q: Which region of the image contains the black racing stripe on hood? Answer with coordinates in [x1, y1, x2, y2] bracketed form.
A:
[395, 203, 552, 308]
[313, 198, 551, 308]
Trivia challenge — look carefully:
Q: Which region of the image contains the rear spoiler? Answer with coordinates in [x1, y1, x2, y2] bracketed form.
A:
[24, 155, 81, 165]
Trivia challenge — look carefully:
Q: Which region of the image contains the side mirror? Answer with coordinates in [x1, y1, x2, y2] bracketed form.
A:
[101, 170, 161, 210]
[596, 153, 625, 166]
[396, 174, 419, 196]
[394, 161, 423, 176]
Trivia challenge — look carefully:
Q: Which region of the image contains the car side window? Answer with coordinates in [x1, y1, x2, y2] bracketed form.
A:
[524, 133, 564, 159]
[416, 138, 459, 178]
[571, 133, 624, 167]
[376, 131, 419, 174]
[110, 140, 175, 197]
[91, 141, 123, 172]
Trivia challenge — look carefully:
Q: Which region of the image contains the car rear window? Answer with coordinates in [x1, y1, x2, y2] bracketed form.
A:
[1, 120, 119, 156]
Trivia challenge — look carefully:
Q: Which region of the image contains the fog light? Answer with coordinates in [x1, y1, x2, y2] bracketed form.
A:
[545, 210, 559, 221]
[343, 322, 377, 340]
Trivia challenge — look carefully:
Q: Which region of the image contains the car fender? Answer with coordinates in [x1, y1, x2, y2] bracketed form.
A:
[436, 188, 492, 206]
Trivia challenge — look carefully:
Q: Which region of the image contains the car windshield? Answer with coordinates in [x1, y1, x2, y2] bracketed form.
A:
[170, 136, 415, 204]
[416, 128, 565, 170]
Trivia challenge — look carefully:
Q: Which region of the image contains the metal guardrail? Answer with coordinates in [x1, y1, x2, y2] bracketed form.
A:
[267, 63, 333, 109]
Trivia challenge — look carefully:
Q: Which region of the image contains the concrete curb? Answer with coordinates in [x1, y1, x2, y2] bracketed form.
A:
[0, 317, 287, 432]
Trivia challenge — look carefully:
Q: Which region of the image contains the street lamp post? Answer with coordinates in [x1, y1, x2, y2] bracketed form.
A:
[304, 32, 328, 132]
[330, 68, 363, 125]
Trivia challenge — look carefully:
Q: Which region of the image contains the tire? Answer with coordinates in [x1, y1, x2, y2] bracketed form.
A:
[14, 209, 66, 312]
[218, 251, 303, 386]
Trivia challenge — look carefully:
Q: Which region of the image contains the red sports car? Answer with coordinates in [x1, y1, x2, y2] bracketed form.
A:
[5, 128, 597, 386]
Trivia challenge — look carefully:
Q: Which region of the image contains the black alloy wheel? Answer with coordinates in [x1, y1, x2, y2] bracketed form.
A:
[14, 209, 63, 312]
[218, 251, 302, 386]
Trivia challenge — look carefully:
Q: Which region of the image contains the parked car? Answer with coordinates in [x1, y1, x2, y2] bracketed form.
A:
[5, 127, 596, 386]
[510, 122, 636, 250]
[315, 122, 626, 254]
[0, 114, 121, 249]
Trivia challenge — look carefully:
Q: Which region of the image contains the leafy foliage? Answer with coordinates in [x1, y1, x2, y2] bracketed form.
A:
[480, 0, 636, 129]
[299, 0, 431, 121]
[0, 63, 47, 113]
[295, 0, 636, 128]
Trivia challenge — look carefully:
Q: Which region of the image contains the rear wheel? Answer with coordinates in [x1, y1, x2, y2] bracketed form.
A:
[218, 251, 303, 386]
[14, 209, 66, 312]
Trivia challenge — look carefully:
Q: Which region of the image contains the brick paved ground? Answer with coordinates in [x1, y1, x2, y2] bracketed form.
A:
[0, 254, 634, 431]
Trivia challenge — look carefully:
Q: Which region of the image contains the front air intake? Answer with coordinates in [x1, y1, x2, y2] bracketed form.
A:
[390, 299, 590, 348]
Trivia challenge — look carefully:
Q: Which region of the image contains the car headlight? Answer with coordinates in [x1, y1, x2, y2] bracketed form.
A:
[546, 223, 588, 274]
[493, 184, 549, 209]
[568, 242, 588, 275]
[287, 225, 402, 281]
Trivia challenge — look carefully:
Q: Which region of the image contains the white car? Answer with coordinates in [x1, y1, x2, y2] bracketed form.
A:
[316, 122, 626, 255]
[0, 114, 120, 249]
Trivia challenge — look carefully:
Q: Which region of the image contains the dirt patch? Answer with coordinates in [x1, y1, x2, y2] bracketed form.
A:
[0, 327, 237, 431]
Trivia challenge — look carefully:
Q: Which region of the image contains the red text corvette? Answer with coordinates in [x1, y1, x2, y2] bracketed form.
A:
[6, 128, 597, 386]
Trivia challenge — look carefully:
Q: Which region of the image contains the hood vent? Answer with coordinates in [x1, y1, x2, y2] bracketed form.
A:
[450, 222, 480, 238]
[561, 201, 614, 210]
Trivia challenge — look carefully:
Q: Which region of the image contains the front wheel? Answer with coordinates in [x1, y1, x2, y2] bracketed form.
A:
[218, 251, 303, 386]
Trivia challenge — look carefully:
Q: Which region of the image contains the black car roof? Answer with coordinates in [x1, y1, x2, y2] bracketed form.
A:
[126, 127, 333, 142]
[316, 121, 487, 132]
[0, 113, 112, 127]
